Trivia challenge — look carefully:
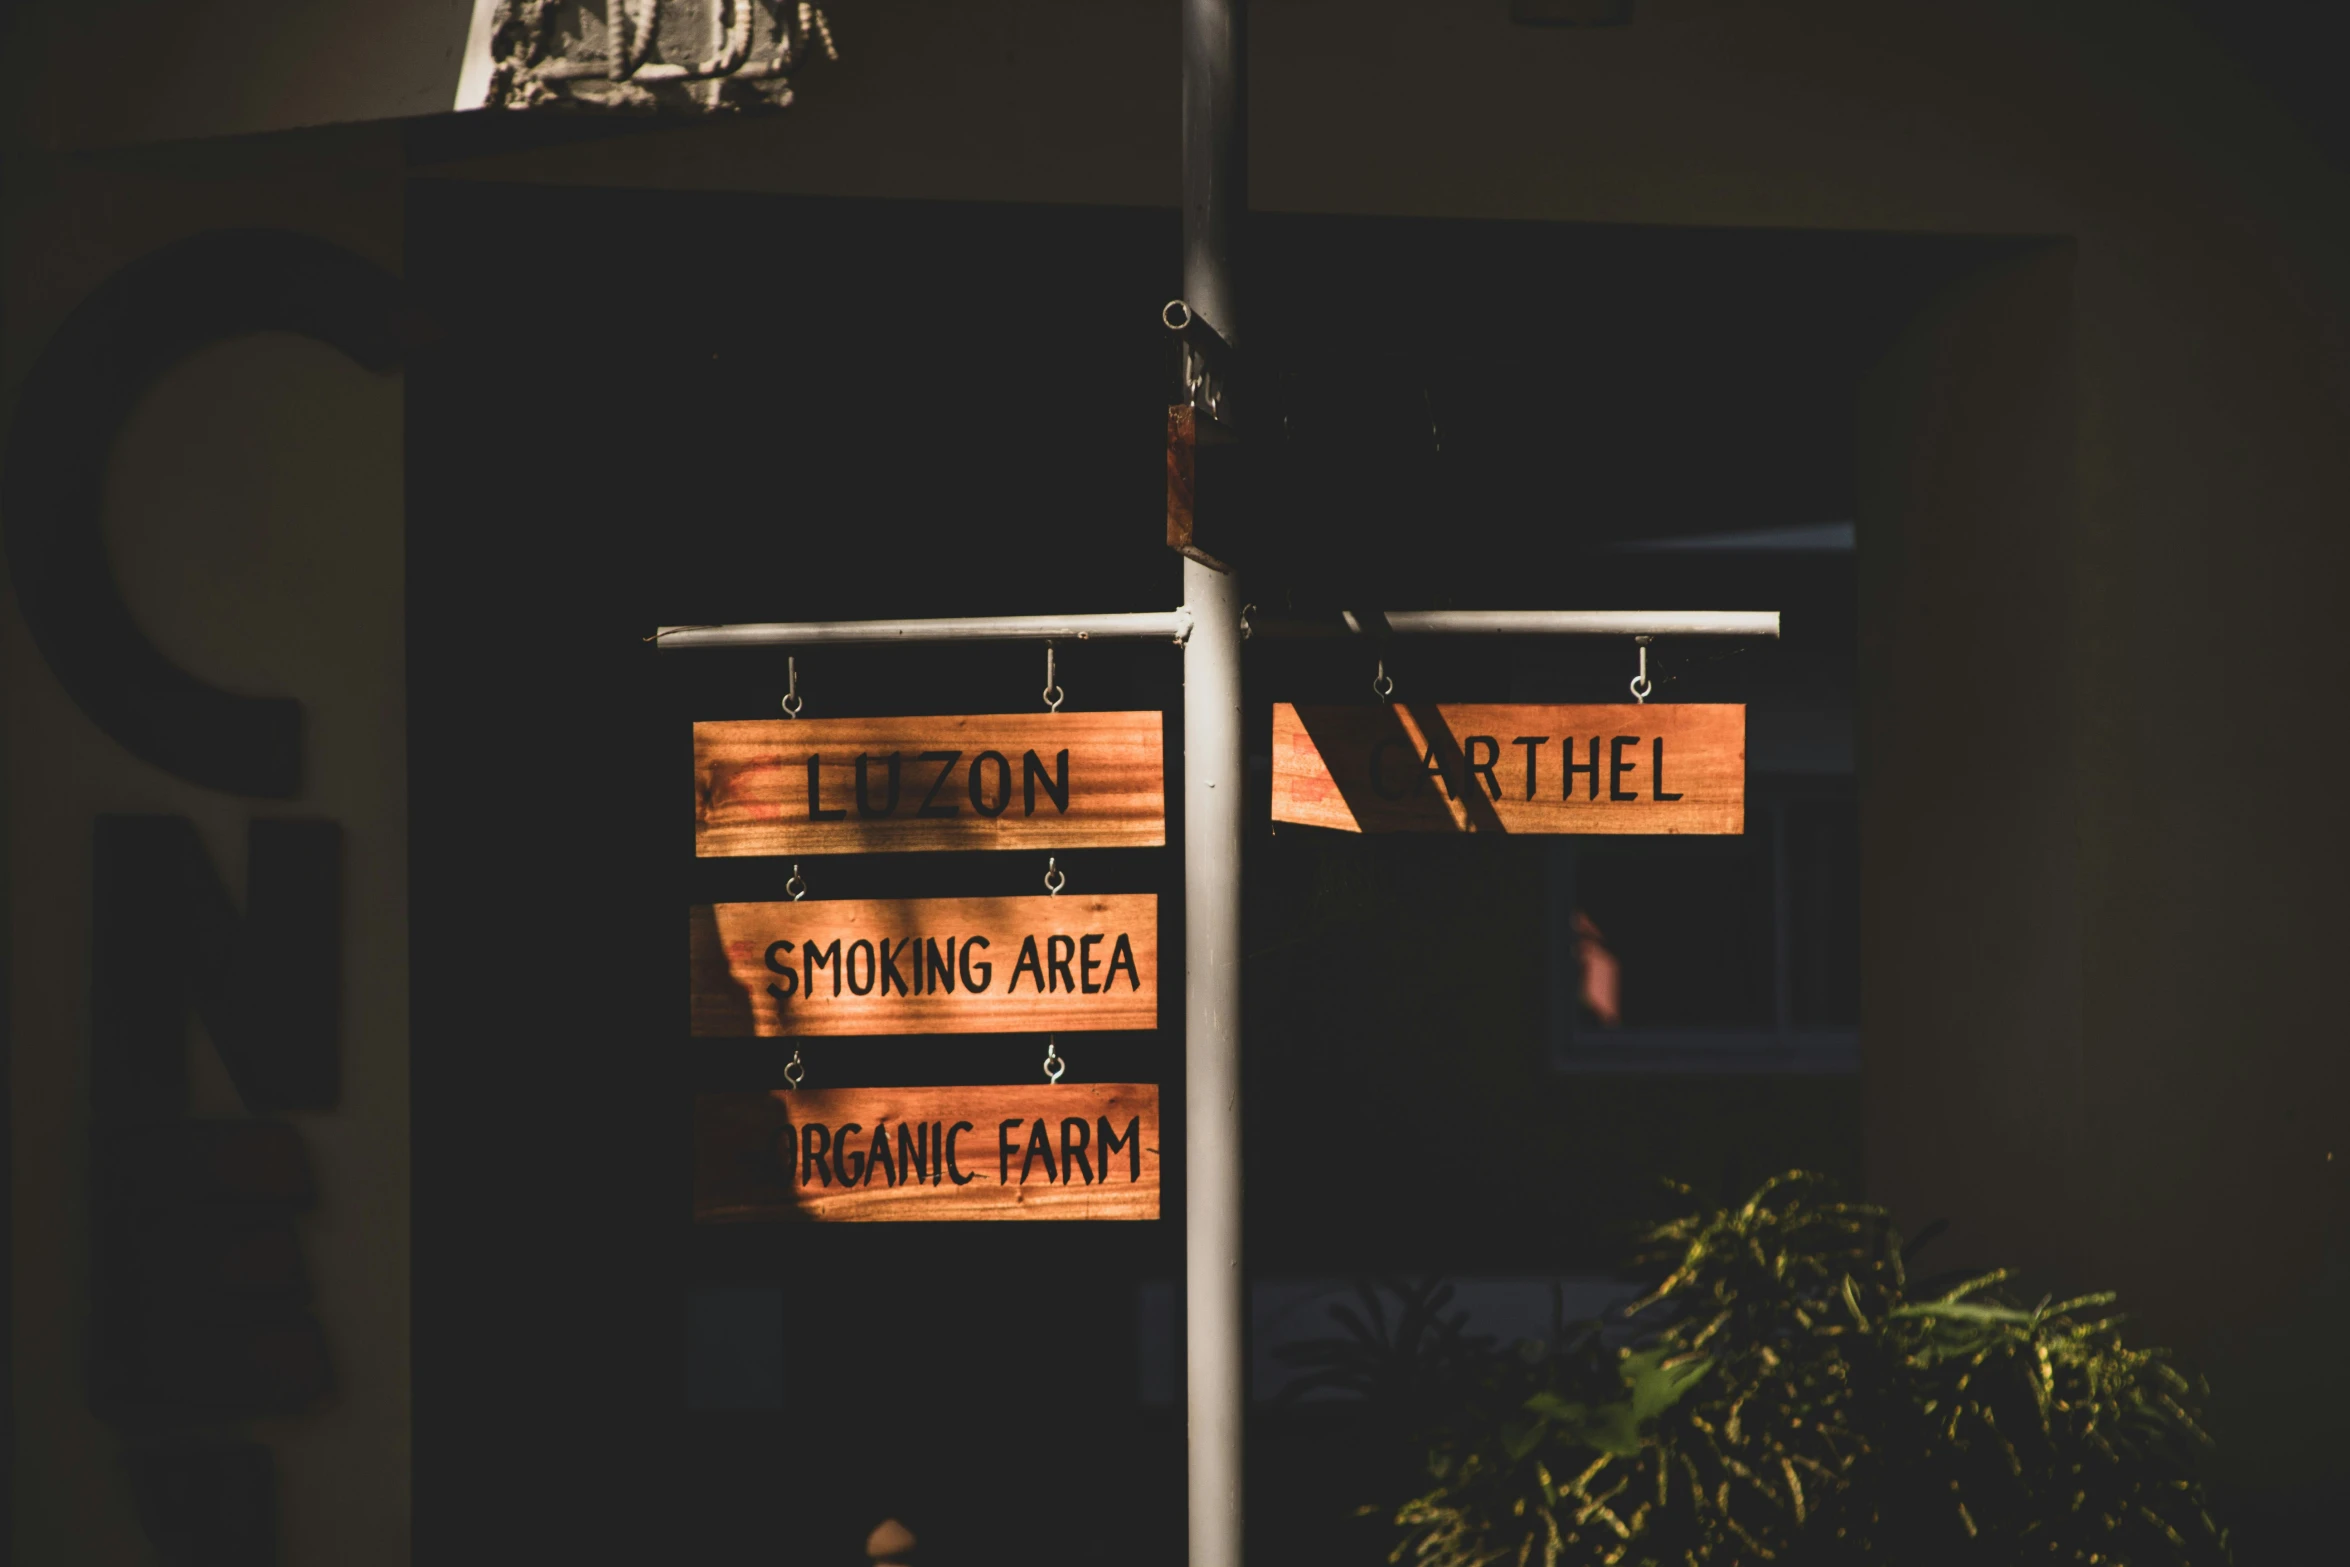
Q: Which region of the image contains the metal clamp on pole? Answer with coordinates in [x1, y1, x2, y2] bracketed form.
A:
[1164, 298, 1237, 432]
[1166, 300, 1243, 576]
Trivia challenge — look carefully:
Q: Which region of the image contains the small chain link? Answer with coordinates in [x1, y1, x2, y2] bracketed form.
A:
[1042, 1037, 1066, 1084]
[1373, 658, 1395, 701]
[1630, 637, 1653, 704]
[1043, 856, 1065, 895]
[785, 863, 808, 901]
[781, 656, 804, 718]
[782, 1049, 805, 1090]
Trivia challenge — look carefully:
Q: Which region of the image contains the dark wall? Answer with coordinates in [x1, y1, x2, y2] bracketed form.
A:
[406, 181, 1974, 1559]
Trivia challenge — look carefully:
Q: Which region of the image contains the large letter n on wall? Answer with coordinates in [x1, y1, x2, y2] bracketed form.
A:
[89, 816, 340, 1427]
[92, 816, 343, 1117]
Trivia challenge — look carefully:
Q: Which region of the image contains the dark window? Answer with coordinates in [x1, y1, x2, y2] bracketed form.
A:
[1551, 783, 1858, 1072]
[1570, 836, 1775, 1028]
[1787, 798, 1860, 1027]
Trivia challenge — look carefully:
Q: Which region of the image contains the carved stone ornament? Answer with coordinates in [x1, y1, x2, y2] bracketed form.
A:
[474, 1, 838, 111]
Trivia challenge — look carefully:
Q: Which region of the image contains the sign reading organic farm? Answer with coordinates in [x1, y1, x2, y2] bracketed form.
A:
[690, 894, 1157, 1036]
[695, 1084, 1161, 1222]
[1272, 703, 1745, 835]
[694, 712, 1165, 857]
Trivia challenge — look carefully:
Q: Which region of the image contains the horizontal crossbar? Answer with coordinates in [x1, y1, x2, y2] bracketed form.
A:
[651, 607, 1779, 649]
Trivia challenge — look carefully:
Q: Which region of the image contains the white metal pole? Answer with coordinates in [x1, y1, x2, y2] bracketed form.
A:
[1182, 0, 1246, 1562]
[1183, 556, 1245, 1567]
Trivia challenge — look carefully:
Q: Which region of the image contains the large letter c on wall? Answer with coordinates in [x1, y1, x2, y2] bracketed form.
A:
[1, 229, 405, 798]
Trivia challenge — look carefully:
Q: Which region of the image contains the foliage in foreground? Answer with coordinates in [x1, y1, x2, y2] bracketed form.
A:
[1278, 1173, 2226, 1567]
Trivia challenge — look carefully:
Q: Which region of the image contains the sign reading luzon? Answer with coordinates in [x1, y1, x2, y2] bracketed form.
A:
[690, 894, 1157, 1037]
[694, 712, 1165, 857]
[1272, 703, 1745, 835]
[695, 1084, 1161, 1222]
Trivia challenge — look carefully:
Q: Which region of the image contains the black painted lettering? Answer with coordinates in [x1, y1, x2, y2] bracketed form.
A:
[1464, 735, 1502, 800]
[764, 939, 798, 1004]
[1368, 738, 1412, 800]
[806, 754, 846, 821]
[1513, 736, 1547, 800]
[805, 938, 843, 996]
[1421, 741, 1455, 800]
[846, 939, 876, 995]
[1023, 748, 1070, 815]
[947, 1121, 976, 1184]
[1652, 736, 1684, 801]
[925, 936, 956, 995]
[1047, 933, 1076, 993]
[1080, 933, 1104, 994]
[969, 750, 1012, 817]
[1009, 935, 1045, 994]
[855, 752, 902, 818]
[1611, 736, 1640, 801]
[998, 1119, 1022, 1184]
[878, 937, 910, 996]
[800, 1122, 833, 1186]
[931, 1122, 947, 1185]
[865, 1122, 896, 1187]
[836, 1124, 867, 1186]
[1106, 933, 1140, 991]
[900, 1121, 928, 1186]
[1098, 1116, 1141, 1183]
[915, 750, 962, 817]
[1060, 1118, 1093, 1185]
[1020, 1118, 1058, 1185]
[960, 935, 993, 992]
[1565, 737, 1600, 801]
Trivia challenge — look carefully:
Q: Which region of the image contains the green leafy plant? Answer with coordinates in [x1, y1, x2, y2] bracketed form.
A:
[1279, 1172, 2227, 1566]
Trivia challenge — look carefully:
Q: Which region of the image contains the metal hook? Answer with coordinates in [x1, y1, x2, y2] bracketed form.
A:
[783, 1049, 805, 1090]
[1373, 658, 1395, 701]
[1042, 641, 1064, 713]
[786, 864, 808, 901]
[1043, 856, 1065, 896]
[781, 656, 803, 719]
[1042, 1037, 1066, 1084]
[1630, 637, 1653, 704]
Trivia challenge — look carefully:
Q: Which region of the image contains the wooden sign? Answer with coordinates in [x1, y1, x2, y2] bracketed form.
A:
[1271, 703, 1744, 835]
[690, 894, 1158, 1037]
[694, 712, 1165, 858]
[695, 1084, 1161, 1222]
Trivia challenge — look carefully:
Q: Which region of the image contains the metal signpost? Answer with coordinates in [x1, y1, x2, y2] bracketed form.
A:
[656, 3, 1781, 1558]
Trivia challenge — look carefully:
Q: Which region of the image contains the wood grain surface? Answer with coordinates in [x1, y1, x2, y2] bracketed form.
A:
[1272, 703, 1744, 835]
[694, 712, 1165, 857]
[694, 1084, 1161, 1222]
[691, 894, 1158, 1036]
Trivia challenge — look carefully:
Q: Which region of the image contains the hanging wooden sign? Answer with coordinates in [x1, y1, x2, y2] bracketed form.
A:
[695, 1084, 1161, 1222]
[690, 894, 1158, 1037]
[1271, 703, 1744, 835]
[694, 712, 1166, 858]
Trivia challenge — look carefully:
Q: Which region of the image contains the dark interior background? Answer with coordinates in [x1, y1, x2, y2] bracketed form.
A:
[405, 182, 1996, 1561]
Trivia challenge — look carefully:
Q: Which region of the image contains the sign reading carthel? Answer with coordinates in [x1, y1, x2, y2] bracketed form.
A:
[695, 1084, 1161, 1222]
[690, 894, 1157, 1037]
[1272, 703, 1744, 834]
[694, 712, 1165, 857]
